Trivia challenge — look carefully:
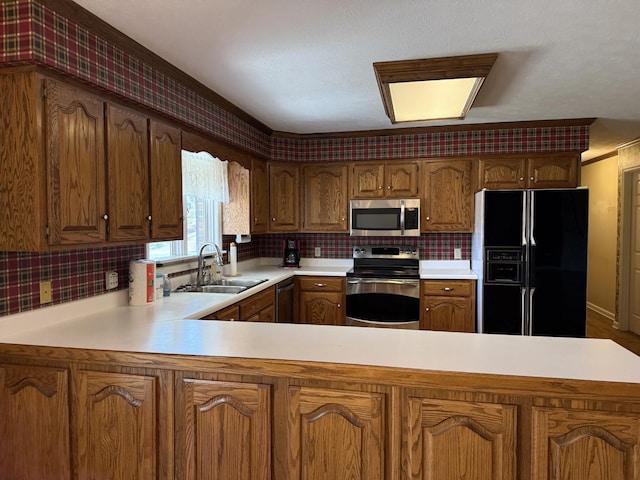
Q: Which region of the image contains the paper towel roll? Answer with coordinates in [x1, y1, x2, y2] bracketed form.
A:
[229, 243, 237, 276]
[129, 260, 156, 305]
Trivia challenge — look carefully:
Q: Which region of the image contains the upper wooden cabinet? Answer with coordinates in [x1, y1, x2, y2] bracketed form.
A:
[351, 161, 419, 198]
[421, 159, 474, 232]
[149, 120, 183, 240]
[269, 162, 300, 231]
[302, 163, 349, 232]
[250, 158, 270, 234]
[478, 154, 580, 190]
[0, 70, 182, 251]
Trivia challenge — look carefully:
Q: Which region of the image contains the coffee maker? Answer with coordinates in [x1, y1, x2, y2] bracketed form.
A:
[282, 239, 301, 268]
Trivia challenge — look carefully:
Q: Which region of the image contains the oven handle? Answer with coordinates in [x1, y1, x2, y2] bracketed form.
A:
[347, 279, 419, 286]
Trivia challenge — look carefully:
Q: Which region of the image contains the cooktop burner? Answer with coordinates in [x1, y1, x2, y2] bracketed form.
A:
[348, 245, 420, 279]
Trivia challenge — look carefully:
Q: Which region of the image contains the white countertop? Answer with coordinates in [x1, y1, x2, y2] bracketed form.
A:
[2, 258, 637, 385]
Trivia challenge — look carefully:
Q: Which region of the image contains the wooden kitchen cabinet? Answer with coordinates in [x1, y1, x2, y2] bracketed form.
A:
[201, 286, 275, 322]
[0, 69, 182, 250]
[302, 163, 349, 232]
[285, 385, 386, 479]
[351, 161, 419, 198]
[74, 368, 173, 480]
[531, 406, 640, 479]
[404, 395, 517, 479]
[149, 119, 183, 240]
[477, 153, 580, 190]
[296, 276, 345, 325]
[421, 159, 474, 232]
[176, 376, 271, 480]
[420, 279, 476, 332]
[250, 158, 270, 233]
[269, 162, 301, 231]
[0, 364, 71, 479]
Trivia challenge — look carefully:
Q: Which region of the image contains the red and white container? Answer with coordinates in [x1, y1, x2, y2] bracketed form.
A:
[128, 259, 156, 305]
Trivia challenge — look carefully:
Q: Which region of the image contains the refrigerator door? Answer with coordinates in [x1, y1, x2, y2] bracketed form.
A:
[529, 189, 589, 337]
[483, 284, 526, 334]
[483, 190, 526, 247]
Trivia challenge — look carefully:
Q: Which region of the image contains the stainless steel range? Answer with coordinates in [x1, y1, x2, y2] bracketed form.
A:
[346, 245, 420, 329]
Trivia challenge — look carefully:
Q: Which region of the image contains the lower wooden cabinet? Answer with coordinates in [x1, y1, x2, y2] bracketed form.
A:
[296, 276, 345, 325]
[531, 406, 640, 479]
[0, 365, 71, 479]
[404, 396, 517, 480]
[201, 286, 275, 322]
[420, 279, 476, 332]
[176, 377, 271, 479]
[284, 386, 386, 479]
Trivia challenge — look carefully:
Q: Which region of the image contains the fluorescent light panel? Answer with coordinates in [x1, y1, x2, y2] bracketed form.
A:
[373, 53, 497, 124]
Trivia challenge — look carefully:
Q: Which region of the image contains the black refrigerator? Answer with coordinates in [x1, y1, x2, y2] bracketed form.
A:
[471, 189, 589, 337]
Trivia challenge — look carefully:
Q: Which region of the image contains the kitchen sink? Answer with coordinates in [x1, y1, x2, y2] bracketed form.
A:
[181, 278, 267, 295]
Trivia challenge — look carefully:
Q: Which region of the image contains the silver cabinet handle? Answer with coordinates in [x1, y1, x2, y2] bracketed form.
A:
[443, 287, 453, 292]
[314, 283, 326, 287]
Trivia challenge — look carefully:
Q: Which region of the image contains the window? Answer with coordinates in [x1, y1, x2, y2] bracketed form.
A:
[147, 150, 229, 262]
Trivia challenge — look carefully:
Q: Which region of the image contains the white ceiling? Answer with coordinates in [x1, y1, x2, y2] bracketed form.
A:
[73, 0, 640, 160]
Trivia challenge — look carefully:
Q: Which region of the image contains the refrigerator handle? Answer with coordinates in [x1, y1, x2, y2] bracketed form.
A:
[521, 191, 527, 246]
[528, 287, 536, 336]
[530, 193, 537, 246]
[520, 287, 527, 335]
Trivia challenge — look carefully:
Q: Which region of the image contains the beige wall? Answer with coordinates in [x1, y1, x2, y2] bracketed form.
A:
[581, 156, 618, 318]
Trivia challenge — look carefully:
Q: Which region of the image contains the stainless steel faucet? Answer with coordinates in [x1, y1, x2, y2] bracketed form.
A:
[197, 243, 224, 286]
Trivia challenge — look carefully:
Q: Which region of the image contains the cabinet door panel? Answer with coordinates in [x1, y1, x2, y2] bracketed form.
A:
[149, 120, 182, 240]
[106, 104, 150, 241]
[422, 160, 473, 232]
[405, 397, 516, 480]
[299, 291, 344, 325]
[303, 164, 348, 232]
[177, 379, 271, 480]
[528, 155, 578, 188]
[478, 158, 527, 190]
[0, 365, 71, 479]
[269, 163, 300, 231]
[287, 386, 385, 479]
[250, 159, 270, 233]
[75, 370, 157, 480]
[352, 163, 385, 198]
[532, 407, 640, 480]
[387, 162, 419, 197]
[422, 295, 474, 332]
[46, 79, 107, 245]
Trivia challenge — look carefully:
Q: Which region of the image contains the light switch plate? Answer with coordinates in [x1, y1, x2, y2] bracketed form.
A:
[314, 247, 321, 257]
[39, 281, 52, 304]
[454, 248, 462, 260]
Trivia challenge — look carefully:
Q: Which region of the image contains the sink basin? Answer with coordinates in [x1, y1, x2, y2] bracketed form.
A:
[182, 278, 267, 295]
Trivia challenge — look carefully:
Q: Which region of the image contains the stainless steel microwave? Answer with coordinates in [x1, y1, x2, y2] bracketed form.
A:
[350, 198, 420, 236]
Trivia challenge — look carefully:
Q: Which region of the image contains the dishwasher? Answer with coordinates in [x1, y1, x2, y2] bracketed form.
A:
[275, 277, 295, 323]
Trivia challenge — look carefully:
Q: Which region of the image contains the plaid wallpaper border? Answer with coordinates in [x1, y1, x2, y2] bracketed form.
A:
[0, 245, 145, 317]
[271, 126, 590, 162]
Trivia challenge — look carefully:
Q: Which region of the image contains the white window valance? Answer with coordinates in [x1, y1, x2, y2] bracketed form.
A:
[181, 150, 229, 203]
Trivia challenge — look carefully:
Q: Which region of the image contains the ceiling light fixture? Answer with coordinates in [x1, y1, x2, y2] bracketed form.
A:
[373, 53, 498, 124]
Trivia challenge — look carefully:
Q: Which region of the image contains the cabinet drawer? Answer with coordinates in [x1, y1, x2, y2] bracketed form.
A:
[202, 304, 240, 321]
[422, 280, 473, 297]
[297, 276, 344, 292]
[240, 286, 274, 319]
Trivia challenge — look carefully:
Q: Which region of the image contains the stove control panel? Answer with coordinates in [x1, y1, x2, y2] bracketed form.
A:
[352, 245, 419, 259]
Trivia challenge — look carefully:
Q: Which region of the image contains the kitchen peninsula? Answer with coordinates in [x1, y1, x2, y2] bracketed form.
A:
[1, 264, 639, 479]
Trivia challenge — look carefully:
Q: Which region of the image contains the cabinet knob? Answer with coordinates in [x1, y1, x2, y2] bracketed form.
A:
[425, 216, 430, 221]
[377, 186, 383, 190]
[341, 217, 346, 221]
[387, 186, 392, 190]
[314, 283, 326, 287]
[254, 217, 258, 222]
[147, 215, 152, 221]
[530, 176, 535, 181]
[425, 307, 430, 312]
[102, 214, 109, 221]
[337, 304, 341, 308]
[443, 287, 453, 292]
[272, 217, 276, 221]
[519, 177, 524, 181]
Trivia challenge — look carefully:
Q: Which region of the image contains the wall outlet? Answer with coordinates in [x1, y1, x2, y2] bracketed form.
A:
[39, 280, 52, 304]
[105, 270, 119, 290]
[314, 246, 321, 258]
[453, 248, 462, 260]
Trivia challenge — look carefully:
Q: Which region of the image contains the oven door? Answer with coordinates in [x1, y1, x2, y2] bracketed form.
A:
[346, 278, 420, 329]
